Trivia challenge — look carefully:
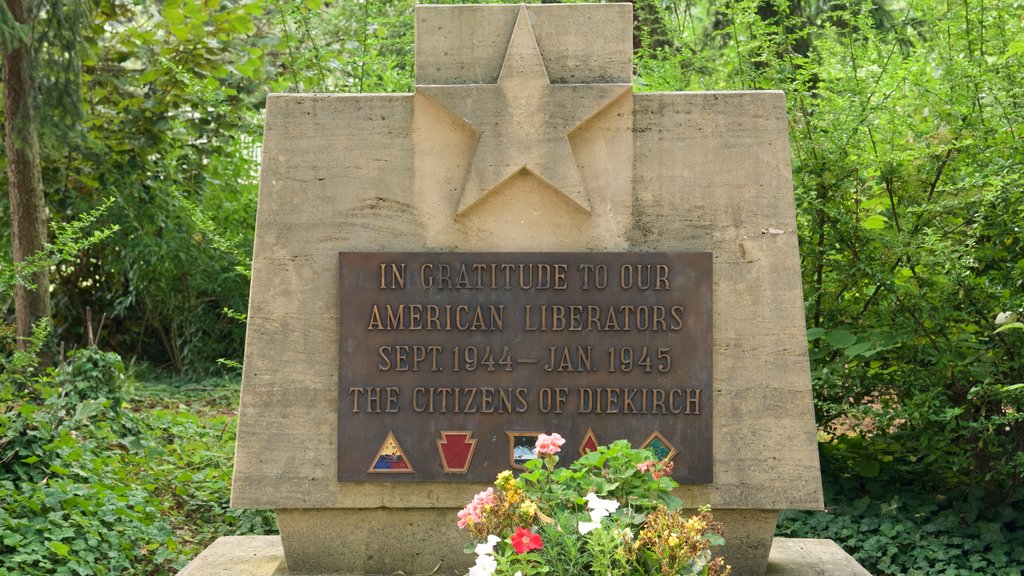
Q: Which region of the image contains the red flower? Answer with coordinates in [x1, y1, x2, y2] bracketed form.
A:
[510, 527, 543, 554]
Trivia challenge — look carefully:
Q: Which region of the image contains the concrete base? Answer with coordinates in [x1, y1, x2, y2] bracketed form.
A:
[177, 536, 286, 576]
[766, 539, 872, 576]
[178, 536, 871, 576]
[276, 508, 464, 575]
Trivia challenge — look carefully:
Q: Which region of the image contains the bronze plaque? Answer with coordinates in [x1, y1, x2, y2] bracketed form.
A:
[338, 252, 712, 482]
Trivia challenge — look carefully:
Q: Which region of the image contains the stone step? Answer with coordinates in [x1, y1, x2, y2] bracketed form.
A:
[179, 536, 871, 576]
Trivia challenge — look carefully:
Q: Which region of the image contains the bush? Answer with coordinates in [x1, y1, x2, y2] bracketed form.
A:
[0, 345, 274, 575]
[632, 0, 1024, 505]
[777, 441, 1024, 576]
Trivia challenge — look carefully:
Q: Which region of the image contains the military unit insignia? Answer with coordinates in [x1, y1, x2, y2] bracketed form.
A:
[506, 431, 543, 470]
[365, 429, 681, 475]
[641, 431, 678, 462]
[579, 428, 599, 456]
[437, 431, 478, 473]
[368, 431, 414, 473]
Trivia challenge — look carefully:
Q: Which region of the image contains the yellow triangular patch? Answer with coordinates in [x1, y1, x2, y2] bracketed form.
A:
[368, 431, 414, 474]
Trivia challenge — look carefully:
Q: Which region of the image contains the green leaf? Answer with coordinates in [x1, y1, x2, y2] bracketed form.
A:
[704, 533, 725, 547]
[807, 327, 825, 340]
[844, 342, 875, 358]
[1005, 40, 1024, 61]
[49, 541, 71, 557]
[994, 322, 1024, 334]
[161, 0, 185, 25]
[861, 214, 888, 230]
[50, 463, 71, 475]
[826, 330, 857, 348]
[139, 68, 161, 84]
[860, 197, 887, 210]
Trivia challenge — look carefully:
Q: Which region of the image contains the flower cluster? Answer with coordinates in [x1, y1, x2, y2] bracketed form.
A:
[629, 506, 731, 576]
[457, 471, 538, 539]
[636, 457, 675, 480]
[466, 527, 542, 576]
[458, 434, 730, 576]
[459, 488, 497, 529]
[534, 433, 565, 456]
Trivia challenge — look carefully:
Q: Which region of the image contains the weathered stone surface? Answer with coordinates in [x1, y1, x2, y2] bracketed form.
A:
[717, 510, 778, 576]
[418, 7, 630, 214]
[415, 4, 632, 85]
[232, 90, 821, 511]
[631, 91, 823, 511]
[177, 536, 286, 576]
[766, 539, 873, 576]
[277, 509, 465, 575]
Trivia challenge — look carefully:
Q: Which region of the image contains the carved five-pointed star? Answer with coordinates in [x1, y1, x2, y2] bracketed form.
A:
[418, 6, 631, 215]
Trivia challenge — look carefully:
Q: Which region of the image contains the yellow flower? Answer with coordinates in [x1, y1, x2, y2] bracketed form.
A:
[684, 516, 706, 537]
[495, 470, 515, 490]
[519, 500, 538, 517]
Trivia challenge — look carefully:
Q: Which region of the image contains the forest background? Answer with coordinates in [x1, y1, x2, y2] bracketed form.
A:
[1, 0, 1022, 574]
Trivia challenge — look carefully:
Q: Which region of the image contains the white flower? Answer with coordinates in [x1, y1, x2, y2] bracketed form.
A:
[578, 520, 602, 535]
[468, 535, 500, 576]
[474, 535, 501, 557]
[468, 553, 497, 576]
[514, 572, 523, 576]
[583, 492, 620, 521]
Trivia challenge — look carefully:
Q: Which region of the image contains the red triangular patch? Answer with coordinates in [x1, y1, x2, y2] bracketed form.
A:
[579, 427, 599, 456]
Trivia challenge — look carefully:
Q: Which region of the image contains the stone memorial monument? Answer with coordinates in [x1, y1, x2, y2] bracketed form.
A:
[180, 4, 870, 576]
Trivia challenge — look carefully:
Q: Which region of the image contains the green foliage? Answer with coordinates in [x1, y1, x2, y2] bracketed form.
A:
[777, 443, 1024, 575]
[0, 199, 118, 300]
[40, 1, 271, 371]
[519, 440, 681, 525]
[634, 0, 1024, 504]
[0, 3, 29, 51]
[1, 0, 424, 372]
[271, 0, 414, 93]
[0, 347, 274, 575]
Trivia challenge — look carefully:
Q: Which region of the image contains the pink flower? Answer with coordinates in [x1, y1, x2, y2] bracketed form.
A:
[458, 488, 496, 529]
[637, 459, 674, 480]
[652, 460, 674, 480]
[534, 433, 565, 456]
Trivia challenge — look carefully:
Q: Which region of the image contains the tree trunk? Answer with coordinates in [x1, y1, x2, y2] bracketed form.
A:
[3, 0, 50, 348]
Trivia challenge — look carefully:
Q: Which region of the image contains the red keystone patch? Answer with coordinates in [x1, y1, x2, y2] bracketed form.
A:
[437, 431, 477, 474]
